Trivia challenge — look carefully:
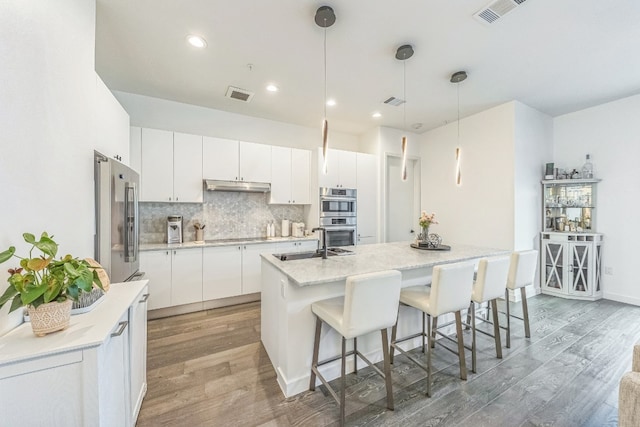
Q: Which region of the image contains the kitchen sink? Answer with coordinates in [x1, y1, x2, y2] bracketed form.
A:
[273, 251, 333, 261]
[273, 247, 354, 261]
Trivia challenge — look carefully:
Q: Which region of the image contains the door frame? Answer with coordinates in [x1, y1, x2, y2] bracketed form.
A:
[383, 152, 421, 243]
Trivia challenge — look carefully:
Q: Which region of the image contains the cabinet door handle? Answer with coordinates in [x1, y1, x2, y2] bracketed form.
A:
[111, 321, 129, 337]
[169, 197, 172, 201]
[139, 293, 150, 303]
[292, 200, 295, 203]
[176, 197, 179, 201]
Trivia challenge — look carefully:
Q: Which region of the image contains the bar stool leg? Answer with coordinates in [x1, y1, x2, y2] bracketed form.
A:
[505, 288, 511, 349]
[309, 316, 322, 391]
[521, 287, 531, 338]
[354, 337, 358, 374]
[431, 316, 438, 349]
[491, 298, 502, 359]
[340, 336, 347, 426]
[426, 314, 432, 397]
[471, 302, 477, 373]
[466, 301, 473, 331]
[390, 318, 398, 364]
[454, 311, 467, 380]
[422, 312, 426, 353]
[380, 328, 394, 410]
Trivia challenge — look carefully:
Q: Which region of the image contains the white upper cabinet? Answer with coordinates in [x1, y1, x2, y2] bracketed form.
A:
[129, 126, 141, 174]
[140, 128, 203, 203]
[291, 148, 311, 204]
[141, 128, 174, 202]
[318, 148, 357, 188]
[173, 132, 203, 203]
[240, 141, 271, 183]
[202, 137, 239, 181]
[270, 146, 311, 204]
[356, 152, 378, 243]
[202, 138, 271, 182]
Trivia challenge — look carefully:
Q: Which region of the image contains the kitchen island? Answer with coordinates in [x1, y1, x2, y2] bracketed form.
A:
[260, 241, 509, 397]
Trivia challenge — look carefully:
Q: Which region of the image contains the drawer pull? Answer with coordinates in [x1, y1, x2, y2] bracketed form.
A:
[111, 321, 129, 337]
[139, 293, 150, 303]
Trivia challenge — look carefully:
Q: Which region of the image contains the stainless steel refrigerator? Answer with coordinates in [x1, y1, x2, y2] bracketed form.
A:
[94, 151, 143, 283]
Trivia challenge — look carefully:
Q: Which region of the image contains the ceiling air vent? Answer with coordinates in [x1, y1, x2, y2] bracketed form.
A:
[473, 0, 528, 25]
[225, 86, 254, 102]
[384, 96, 405, 106]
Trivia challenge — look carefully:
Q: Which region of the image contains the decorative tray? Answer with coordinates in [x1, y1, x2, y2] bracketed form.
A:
[410, 243, 451, 251]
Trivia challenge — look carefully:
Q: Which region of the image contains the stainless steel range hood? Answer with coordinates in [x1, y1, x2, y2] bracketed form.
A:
[204, 179, 271, 193]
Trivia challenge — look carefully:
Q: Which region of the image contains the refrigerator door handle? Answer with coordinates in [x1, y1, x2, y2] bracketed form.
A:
[124, 182, 136, 262]
[133, 182, 139, 263]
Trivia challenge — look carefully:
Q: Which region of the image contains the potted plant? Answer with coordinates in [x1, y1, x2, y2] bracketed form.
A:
[0, 232, 105, 337]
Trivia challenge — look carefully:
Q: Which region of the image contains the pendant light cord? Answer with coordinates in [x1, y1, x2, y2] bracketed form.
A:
[457, 82, 460, 140]
[403, 58, 407, 130]
[323, 23, 327, 120]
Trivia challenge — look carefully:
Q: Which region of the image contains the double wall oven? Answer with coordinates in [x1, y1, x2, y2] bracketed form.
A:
[319, 187, 357, 246]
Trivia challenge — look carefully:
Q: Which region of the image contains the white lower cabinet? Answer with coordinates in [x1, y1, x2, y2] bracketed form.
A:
[171, 248, 203, 305]
[0, 283, 149, 427]
[242, 243, 278, 294]
[203, 245, 242, 300]
[100, 310, 130, 426]
[203, 243, 278, 298]
[140, 248, 203, 309]
[541, 233, 603, 300]
[277, 240, 318, 253]
[129, 290, 149, 424]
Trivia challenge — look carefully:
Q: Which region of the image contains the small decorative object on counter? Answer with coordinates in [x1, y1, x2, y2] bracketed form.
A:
[281, 219, 290, 237]
[194, 222, 205, 242]
[582, 154, 594, 179]
[0, 232, 106, 337]
[418, 211, 438, 242]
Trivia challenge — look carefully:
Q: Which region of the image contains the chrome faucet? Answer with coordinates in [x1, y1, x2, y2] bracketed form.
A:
[311, 227, 328, 259]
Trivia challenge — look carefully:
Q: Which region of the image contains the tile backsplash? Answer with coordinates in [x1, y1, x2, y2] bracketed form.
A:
[140, 191, 305, 243]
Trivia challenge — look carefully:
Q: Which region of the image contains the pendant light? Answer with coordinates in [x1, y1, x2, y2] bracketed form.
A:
[315, 6, 336, 174]
[450, 71, 467, 186]
[396, 44, 414, 181]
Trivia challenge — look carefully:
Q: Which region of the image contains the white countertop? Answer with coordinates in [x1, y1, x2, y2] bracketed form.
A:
[140, 235, 318, 251]
[261, 241, 509, 286]
[0, 280, 148, 366]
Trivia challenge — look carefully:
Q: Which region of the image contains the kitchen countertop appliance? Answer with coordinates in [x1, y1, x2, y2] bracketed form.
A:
[94, 151, 143, 283]
[167, 215, 183, 244]
[319, 187, 357, 246]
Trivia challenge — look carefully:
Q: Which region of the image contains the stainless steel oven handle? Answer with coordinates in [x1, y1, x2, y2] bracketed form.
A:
[320, 196, 357, 202]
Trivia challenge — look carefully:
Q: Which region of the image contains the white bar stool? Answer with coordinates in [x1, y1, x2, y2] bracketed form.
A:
[504, 250, 539, 348]
[390, 261, 475, 397]
[466, 256, 511, 372]
[309, 270, 402, 426]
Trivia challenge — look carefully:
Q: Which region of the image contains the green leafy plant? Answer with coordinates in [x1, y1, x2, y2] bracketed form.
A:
[0, 232, 104, 313]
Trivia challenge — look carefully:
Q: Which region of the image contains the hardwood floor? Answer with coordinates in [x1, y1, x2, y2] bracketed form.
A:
[136, 294, 640, 426]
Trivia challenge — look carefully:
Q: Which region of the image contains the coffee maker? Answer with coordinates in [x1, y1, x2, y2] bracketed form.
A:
[167, 215, 183, 244]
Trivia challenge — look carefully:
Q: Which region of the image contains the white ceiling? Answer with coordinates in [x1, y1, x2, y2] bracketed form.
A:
[95, 0, 640, 136]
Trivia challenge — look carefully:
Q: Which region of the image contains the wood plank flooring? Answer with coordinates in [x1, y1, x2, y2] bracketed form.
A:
[136, 295, 640, 426]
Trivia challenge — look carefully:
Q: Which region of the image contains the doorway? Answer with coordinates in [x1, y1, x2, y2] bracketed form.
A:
[385, 155, 420, 242]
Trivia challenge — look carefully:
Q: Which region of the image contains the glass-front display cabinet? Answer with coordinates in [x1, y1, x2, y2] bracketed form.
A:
[540, 179, 603, 301]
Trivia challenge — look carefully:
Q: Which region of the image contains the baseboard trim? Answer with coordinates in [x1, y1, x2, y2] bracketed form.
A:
[149, 293, 261, 319]
[603, 292, 640, 307]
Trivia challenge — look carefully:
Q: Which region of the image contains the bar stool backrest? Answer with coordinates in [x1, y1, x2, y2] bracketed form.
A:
[474, 256, 511, 302]
[507, 250, 538, 290]
[429, 262, 475, 317]
[343, 270, 402, 339]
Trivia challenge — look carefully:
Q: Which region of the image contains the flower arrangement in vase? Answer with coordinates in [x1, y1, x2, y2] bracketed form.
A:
[418, 211, 438, 241]
[0, 232, 106, 336]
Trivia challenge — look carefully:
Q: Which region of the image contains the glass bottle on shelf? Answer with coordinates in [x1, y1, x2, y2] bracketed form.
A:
[582, 154, 594, 179]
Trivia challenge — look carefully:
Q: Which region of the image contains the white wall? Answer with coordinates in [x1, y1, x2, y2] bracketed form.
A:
[0, 0, 129, 335]
[514, 102, 554, 251]
[554, 93, 640, 305]
[114, 91, 359, 151]
[420, 102, 516, 250]
[94, 74, 130, 163]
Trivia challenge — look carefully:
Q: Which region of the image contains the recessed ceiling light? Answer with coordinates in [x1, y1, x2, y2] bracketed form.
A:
[186, 35, 207, 48]
[372, 112, 382, 119]
[326, 99, 336, 107]
[266, 84, 279, 92]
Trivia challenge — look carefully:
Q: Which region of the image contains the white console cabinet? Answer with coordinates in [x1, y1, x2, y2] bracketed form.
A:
[0, 282, 149, 427]
[541, 233, 603, 300]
